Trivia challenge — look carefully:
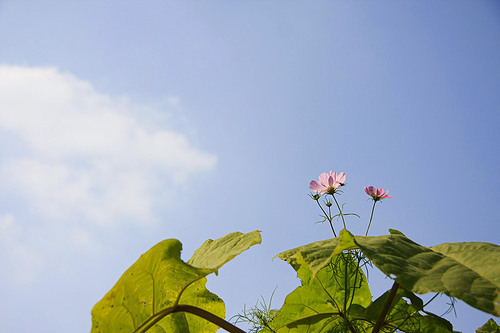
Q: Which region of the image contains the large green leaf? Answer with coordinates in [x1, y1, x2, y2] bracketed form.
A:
[476, 318, 500, 333]
[277, 229, 499, 317]
[366, 288, 453, 332]
[276, 238, 339, 278]
[270, 251, 372, 332]
[276, 242, 454, 332]
[188, 230, 262, 274]
[430, 242, 500, 289]
[335, 229, 500, 317]
[91, 231, 261, 332]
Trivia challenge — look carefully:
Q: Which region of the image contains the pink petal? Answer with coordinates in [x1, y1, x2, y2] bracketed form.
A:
[328, 175, 334, 187]
[337, 172, 346, 183]
[368, 186, 376, 195]
[318, 172, 330, 186]
[309, 180, 323, 191]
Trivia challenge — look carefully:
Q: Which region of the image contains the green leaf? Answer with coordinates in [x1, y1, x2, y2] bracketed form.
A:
[476, 318, 500, 333]
[278, 229, 499, 318]
[431, 242, 500, 290]
[276, 238, 340, 278]
[418, 314, 454, 333]
[365, 289, 419, 323]
[275, 230, 360, 279]
[334, 230, 500, 317]
[91, 231, 261, 332]
[188, 230, 262, 274]
[271, 251, 372, 332]
[366, 288, 453, 332]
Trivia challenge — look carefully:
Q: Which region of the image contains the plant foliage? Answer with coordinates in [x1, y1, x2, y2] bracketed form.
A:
[91, 169, 500, 332]
[91, 231, 261, 332]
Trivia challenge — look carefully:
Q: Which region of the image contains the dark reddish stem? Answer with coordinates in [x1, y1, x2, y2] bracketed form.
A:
[137, 304, 245, 333]
[372, 281, 400, 333]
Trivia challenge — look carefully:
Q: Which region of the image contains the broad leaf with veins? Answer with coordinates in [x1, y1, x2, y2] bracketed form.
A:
[269, 251, 372, 332]
[280, 229, 500, 316]
[91, 231, 261, 332]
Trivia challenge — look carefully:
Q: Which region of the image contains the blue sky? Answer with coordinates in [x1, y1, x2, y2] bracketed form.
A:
[0, 1, 499, 332]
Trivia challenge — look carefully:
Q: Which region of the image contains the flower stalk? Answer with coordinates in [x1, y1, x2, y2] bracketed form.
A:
[365, 200, 376, 236]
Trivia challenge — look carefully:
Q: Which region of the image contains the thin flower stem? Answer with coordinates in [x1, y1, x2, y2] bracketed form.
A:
[424, 293, 440, 308]
[365, 201, 377, 236]
[332, 194, 346, 229]
[341, 253, 357, 333]
[316, 199, 337, 237]
[344, 253, 349, 313]
[347, 251, 361, 314]
[327, 204, 337, 238]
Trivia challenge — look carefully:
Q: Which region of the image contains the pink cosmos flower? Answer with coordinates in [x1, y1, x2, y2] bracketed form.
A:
[309, 171, 346, 195]
[364, 186, 392, 201]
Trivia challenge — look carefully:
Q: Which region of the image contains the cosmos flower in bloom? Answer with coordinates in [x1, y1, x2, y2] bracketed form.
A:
[309, 171, 346, 195]
[364, 186, 392, 201]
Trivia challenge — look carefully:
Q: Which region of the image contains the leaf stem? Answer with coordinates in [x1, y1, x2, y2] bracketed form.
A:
[332, 194, 346, 230]
[344, 254, 355, 333]
[372, 281, 400, 333]
[138, 304, 246, 333]
[365, 201, 377, 236]
[344, 254, 349, 314]
[347, 251, 362, 315]
[316, 199, 337, 237]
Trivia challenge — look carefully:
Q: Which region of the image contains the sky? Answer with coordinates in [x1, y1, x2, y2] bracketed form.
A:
[0, 1, 499, 332]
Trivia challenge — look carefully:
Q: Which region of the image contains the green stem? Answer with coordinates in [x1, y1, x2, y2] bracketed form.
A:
[342, 253, 358, 333]
[137, 304, 246, 333]
[423, 293, 440, 308]
[347, 251, 362, 315]
[332, 194, 346, 229]
[344, 253, 349, 314]
[365, 201, 377, 236]
[316, 199, 337, 237]
[372, 281, 400, 333]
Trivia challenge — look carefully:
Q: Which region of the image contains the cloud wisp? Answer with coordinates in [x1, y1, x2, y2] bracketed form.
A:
[0, 65, 216, 284]
[0, 65, 216, 226]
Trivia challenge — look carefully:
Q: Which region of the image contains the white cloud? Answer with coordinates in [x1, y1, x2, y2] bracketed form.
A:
[0, 65, 216, 226]
[0, 214, 45, 286]
[0, 65, 217, 284]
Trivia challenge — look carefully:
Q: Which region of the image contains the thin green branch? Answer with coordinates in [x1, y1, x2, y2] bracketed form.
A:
[365, 201, 377, 236]
[316, 199, 337, 237]
[332, 194, 346, 229]
[344, 253, 349, 313]
[347, 251, 362, 316]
